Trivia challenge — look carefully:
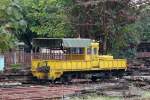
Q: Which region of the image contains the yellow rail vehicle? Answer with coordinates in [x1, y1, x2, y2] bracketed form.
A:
[31, 38, 127, 82]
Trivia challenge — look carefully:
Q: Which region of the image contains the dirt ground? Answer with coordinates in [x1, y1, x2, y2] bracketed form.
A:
[0, 78, 150, 100]
[69, 78, 150, 100]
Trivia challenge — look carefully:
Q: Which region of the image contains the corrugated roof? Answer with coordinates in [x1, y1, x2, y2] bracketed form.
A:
[62, 38, 91, 48]
[33, 38, 92, 48]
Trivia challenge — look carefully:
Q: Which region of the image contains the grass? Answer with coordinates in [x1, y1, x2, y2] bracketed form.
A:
[70, 93, 121, 100]
[70, 91, 150, 100]
[142, 91, 150, 99]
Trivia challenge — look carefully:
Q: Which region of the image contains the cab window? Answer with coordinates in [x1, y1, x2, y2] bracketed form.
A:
[69, 48, 84, 54]
[87, 48, 92, 54]
[93, 48, 97, 55]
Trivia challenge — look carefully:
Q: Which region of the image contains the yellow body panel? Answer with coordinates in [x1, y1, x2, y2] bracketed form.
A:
[31, 39, 127, 80]
[31, 58, 127, 80]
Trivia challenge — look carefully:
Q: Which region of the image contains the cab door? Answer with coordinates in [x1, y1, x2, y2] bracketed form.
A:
[92, 47, 99, 60]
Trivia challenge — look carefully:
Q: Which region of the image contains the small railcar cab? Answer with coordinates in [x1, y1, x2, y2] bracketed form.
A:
[31, 38, 127, 82]
[32, 38, 99, 61]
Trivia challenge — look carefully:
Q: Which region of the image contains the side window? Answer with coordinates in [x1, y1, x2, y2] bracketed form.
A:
[79, 48, 84, 54]
[70, 48, 84, 54]
[87, 48, 92, 54]
[66, 48, 70, 54]
[72, 48, 76, 54]
[93, 48, 97, 55]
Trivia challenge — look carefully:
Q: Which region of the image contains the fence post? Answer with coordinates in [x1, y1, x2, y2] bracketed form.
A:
[14, 52, 17, 64]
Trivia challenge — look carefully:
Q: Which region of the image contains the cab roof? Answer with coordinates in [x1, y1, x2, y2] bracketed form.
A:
[33, 38, 92, 48]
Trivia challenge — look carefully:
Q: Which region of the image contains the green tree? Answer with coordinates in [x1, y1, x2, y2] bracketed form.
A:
[4, 0, 73, 50]
[0, 0, 16, 52]
[134, 5, 150, 41]
[0, 27, 16, 52]
[111, 3, 150, 58]
[69, 0, 138, 54]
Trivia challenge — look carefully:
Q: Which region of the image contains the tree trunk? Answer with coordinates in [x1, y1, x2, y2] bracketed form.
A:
[103, 35, 107, 54]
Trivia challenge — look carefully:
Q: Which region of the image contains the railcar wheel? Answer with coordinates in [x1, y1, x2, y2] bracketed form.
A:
[59, 75, 72, 84]
[31, 76, 39, 84]
[91, 76, 97, 82]
[117, 72, 124, 78]
[59, 77, 68, 84]
[114, 70, 125, 78]
[51, 80, 56, 84]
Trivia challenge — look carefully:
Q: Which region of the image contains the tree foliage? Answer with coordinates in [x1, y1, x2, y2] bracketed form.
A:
[134, 4, 150, 41]
[0, 27, 16, 52]
[3, 0, 73, 50]
[69, 1, 138, 54]
[0, 0, 16, 52]
[0, 0, 149, 58]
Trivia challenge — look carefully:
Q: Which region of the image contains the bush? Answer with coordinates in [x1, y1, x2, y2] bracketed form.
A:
[10, 63, 21, 73]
